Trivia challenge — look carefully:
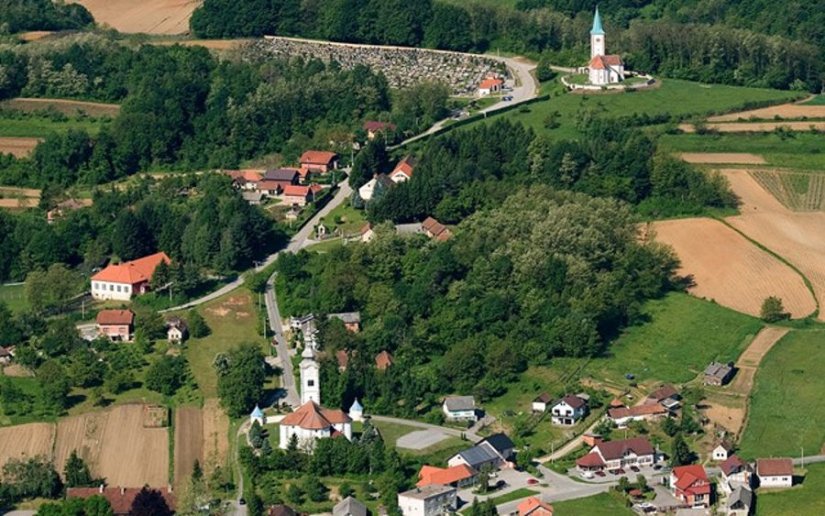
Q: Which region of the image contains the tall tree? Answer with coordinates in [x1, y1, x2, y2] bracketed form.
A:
[216, 342, 266, 417]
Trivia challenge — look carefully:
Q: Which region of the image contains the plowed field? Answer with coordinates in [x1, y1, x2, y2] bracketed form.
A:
[174, 407, 203, 484]
[709, 103, 825, 121]
[0, 423, 55, 474]
[72, 0, 200, 35]
[0, 137, 41, 157]
[652, 218, 815, 318]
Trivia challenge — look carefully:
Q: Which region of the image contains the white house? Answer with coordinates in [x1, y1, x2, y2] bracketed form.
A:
[390, 156, 416, 183]
[720, 455, 752, 494]
[576, 437, 658, 472]
[358, 174, 394, 203]
[166, 317, 188, 344]
[91, 252, 171, 301]
[586, 7, 625, 86]
[551, 394, 588, 425]
[713, 441, 734, 462]
[442, 396, 477, 422]
[397, 484, 456, 516]
[757, 458, 793, 488]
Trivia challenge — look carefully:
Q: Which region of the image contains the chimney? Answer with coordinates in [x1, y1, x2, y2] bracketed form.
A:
[99, 484, 105, 493]
[121, 487, 125, 495]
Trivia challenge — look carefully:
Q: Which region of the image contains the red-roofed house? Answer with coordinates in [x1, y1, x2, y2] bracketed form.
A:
[607, 403, 668, 427]
[517, 496, 554, 516]
[364, 121, 397, 141]
[226, 169, 263, 190]
[670, 464, 712, 508]
[300, 151, 339, 174]
[422, 217, 452, 242]
[757, 458, 793, 488]
[478, 76, 504, 96]
[91, 252, 171, 301]
[576, 437, 658, 472]
[67, 486, 175, 515]
[281, 185, 314, 207]
[416, 464, 477, 488]
[719, 455, 752, 494]
[96, 309, 135, 342]
[375, 351, 394, 371]
[278, 400, 352, 450]
[389, 156, 416, 183]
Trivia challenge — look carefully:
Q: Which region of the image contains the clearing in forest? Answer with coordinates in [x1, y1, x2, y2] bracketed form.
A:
[678, 153, 765, 164]
[71, 0, 200, 35]
[651, 218, 815, 319]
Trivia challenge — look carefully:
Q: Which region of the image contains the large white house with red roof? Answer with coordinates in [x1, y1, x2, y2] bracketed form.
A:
[91, 252, 171, 301]
[576, 437, 658, 472]
[587, 8, 625, 85]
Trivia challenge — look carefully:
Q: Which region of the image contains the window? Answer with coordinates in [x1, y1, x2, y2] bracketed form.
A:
[109, 284, 114, 291]
[308, 380, 315, 387]
[116, 286, 121, 292]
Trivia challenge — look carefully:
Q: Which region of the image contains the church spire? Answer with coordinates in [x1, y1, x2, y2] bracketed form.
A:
[591, 6, 604, 35]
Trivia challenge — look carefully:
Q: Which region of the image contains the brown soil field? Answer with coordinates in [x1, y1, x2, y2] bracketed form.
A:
[0, 423, 55, 474]
[1, 98, 120, 117]
[202, 398, 229, 473]
[71, 0, 199, 35]
[96, 405, 169, 487]
[722, 169, 825, 321]
[0, 199, 38, 209]
[0, 137, 42, 158]
[702, 400, 747, 436]
[679, 153, 765, 165]
[709, 103, 825, 122]
[680, 122, 825, 133]
[652, 218, 816, 318]
[54, 411, 108, 479]
[729, 327, 789, 396]
[0, 187, 41, 198]
[174, 406, 203, 485]
[1, 364, 34, 377]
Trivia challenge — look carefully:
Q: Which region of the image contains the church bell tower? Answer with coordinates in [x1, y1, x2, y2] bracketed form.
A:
[591, 6, 605, 58]
[300, 343, 321, 405]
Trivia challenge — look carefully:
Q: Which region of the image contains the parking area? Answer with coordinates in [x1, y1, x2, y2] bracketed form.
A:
[396, 429, 449, 450]
[571, 464, 669, 484]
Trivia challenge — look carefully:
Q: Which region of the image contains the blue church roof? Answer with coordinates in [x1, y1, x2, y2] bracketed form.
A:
[251, 405, 263, 418]
[350, 398, 363, 412]
[591, 7, 604, 35]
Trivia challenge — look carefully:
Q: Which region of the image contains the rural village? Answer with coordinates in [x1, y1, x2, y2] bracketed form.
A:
[1, 1, 825, 516]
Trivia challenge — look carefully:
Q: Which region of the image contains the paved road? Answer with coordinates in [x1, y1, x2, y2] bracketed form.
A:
[370, 415, 482, 442]
[391, 55, 539, 149]
[488, 465, 610, 514]
[265, 273, 300, 409]
[229, 419, 252, 516]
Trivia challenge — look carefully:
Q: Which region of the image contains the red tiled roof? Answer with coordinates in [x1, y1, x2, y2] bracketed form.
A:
[646, 384, 679, 402]
[67, 486, 175, 515]
[416, 464, 476, 487]
[227, 169, 263, 183]
[576, 452, 606, 468]
[608, 403, 667, 420]
[609, 398, 625, 408]
[336, 349, 349, 369]
[673, 465, 711, 496]
[534, 392, 552, 404]
[283, 185, 310, 197]
[479, 77, 503, 89]
[560, 394, 587, 409]
[589, 54, 624, 70]
[594, 437, 655, 461]
[92, 252, 171, 285]
[309, 184, 323, 195]
[517, 496, 554, 516]
[391, 157, 416, 178]
[96, 309, 134, 326]
[300, 151, 338, 166]
[280, 401, 351, 430]
[757, 458, 793, 477]
[258, 180, 283, 192]
[364, 121, 397, 132]
[375, 350, 394, 370]
[720, 455, 747, 477]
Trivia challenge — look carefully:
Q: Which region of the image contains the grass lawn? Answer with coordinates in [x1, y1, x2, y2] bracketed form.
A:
[659, 132, 825, 171]
[487, 488, 540, 505]
[179, 288, 269, 398]
[756, 463, 825, 515]
[319, 202, 366, 235]
[0, 115, 107, 137]
[0, 283, 28, 313]
[471, 79, 801, 139]
[553, 492, 635, 515]
[370, 420, 418, 446]
[739, 330, 825, 459]
[586, 293, 763, 386]
[306, 237, 347, 254]
[801, 95, 825, 106]
[0, 377, 50, 426]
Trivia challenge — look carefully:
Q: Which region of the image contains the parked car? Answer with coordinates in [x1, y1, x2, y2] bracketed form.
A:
[595, 470, 606, 477]
[616, 468, 626, 475]
[630, 465, 640, 472]
[527, 478, 539, 485]
[502, 95, 513, 101]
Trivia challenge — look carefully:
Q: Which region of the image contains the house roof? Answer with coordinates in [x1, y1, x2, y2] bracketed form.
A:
[391, 156, 416, 178]
[589, 54, 623, 70]
[360, 223, 373, 235]
[481, 433, 515, 456]
[283, 184, 310, 197]
[280, 401, 352, 430]
[363, 121, 397, 132]
[720, 455, 747, 477]
[594, 437, 655, 461]
[576, 452, 606, 468]
[300, 150, 338, 165]
[268, 504, 297, 516]
[416, 464, 476, 487]
[608, 403, 667, 420]
[479, 77, 504, 89]
[375, 350, 394, 370]
[422, 216, 450, 238]
[557, 394, 587, 409]
[96, 309, 134, 326]
[455, 444, 499, 468]
[399, 484, 455, 500]
[728, 486, 753, 509]
[757, 458, 793, 477]
[329, 312, 361, 324]
[609, 398, 625, 408]
[0, 346, 13, 358]
[333, 496, 367, 516]
[673, 465, 710, 495]
[227, 169, 263, 183]
[349, 398, 363, 413]
[517, 496, 554, 516]
[166, 316, 188, 332]
[444, 395, 475, 411]
[309, 184, 324, 195]
[92, 252, 171, 285]
[705, 361, 733, 378]
[251, 405, 264, 418]
[534, 392, 552, 404]
[647, 384, 679, 402]
[715, 440, 734, 452]
[264, 168, 299, 182]
[67, 486, 175, 515]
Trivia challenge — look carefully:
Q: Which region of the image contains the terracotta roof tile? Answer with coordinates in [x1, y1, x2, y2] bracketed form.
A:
[92, 252, 170, 285]
[416, 464, 476, 487]
[300, 151, 338, 165]
[96, 309, 134, 326]
[757, 458, 793, 477]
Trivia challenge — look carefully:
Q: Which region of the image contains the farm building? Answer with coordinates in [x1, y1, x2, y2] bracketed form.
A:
[757, 458, 794, 488]
[532, 392, 552, 412]
[644, 384, 681, 410]
[91, 252, 171, 301]
[334, 497, 368, 516]
[447, 434, 513, 471]
[299, 150, 339, 174]
[607, 403, 668, 427]
[67, 486, 175, 515]
[704, 361, 735, 386]
[422, 217, 453, 241]
[375, 350, 394, 370]
[282, 185, 314, 207]
[712, 441, 734, 461]
[416, 464, 477, 488]
[96, 309, 135, 342]
[226, 169, 263, 190]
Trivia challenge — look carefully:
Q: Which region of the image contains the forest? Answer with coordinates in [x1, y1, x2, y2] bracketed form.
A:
[190, 0, 823, 91]
[0, 0, 93, 33]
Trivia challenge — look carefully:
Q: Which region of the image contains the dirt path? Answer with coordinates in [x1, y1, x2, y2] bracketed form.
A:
[729, 327, 789, 396]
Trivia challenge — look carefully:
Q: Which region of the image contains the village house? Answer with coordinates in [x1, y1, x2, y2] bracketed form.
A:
[442, 395, 477, 422]
[576, 437, 658, 472]
[587, 7, 625, 85]
[300, 150, 339, 175]
[226, 169, 263, 190]
[478, 76, 503, 96]
[607, 403, 668, 427]
[258, 180, 283, 197]
[705, 361, 735, 386]
[719, 455, 753, 494]
[422, 217, 452, 241]
[532, 392, 553, 413]
[358, 173, 395, 203]
[582, 432, 603, 447]
[0, 346, 14, 365]
[281, 184, 314, 207]
[91, 252, 171, 301]
[96, 309, 135, 342]
[166, 316, 188, 344]
[375, 350, 394, 370]
[517, 497, 554, 516]
[47, 198, 92, 224]
[756, 458, 793, 488]
[397, 484, 456, 516]
[727, 485, 754, 516]
[363, 120, 397, 141]
[336, 349, 352, 371]
[644, 384, 681, 410]
[551, 394, 589, 425]
[243, 191, 264, 205]
[670, 464, 712, 508]
[67, 486, 175, 515]
[268, 505, 297, 516]
[328, 312, 361, 332]
[264, 168, 300, 189]
[416, 464, 477, 488]
[448, 433, 514, 471]
[333, 496, 367, 516]
[390, 156, 416, 183]
[360, 223, 375, 243]
[713, 441, 735, 461]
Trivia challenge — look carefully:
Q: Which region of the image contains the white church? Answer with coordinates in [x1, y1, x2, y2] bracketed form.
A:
[587, 7, 625, 85]
[278, 342, 355, 450]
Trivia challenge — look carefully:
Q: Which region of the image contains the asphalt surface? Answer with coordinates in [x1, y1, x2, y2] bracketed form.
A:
[265, 273, 300, 409]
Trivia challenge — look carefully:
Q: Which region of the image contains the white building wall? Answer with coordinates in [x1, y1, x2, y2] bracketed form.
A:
[759, 475, 792, 488]
[91, 281, 133, 301]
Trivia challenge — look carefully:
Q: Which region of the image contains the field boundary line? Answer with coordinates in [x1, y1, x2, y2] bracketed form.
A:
[714, 216, 820, 319]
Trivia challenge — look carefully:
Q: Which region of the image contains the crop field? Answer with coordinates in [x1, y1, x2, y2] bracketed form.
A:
[201, 398, 229, 471]
[709, 101, 825, 121]
[1, 98, 120, 117]
[152, 39, 251, 51]
[0, 423, 55, 474]
[681, 121, 825, 133]
[651, 218, 815, 318]
[750, 170, 825, 211]
[0, 137, 41, 158]
[72, 0, 200, 35]
[757, 462, 825, 515]
[739, 331, 825, 459]
[723, 169, 825, 321]
[96, 405, 169, 486]
[660, 133, 825, 171]
[678, 153, 765, 164]
[174, 406, 203, 484]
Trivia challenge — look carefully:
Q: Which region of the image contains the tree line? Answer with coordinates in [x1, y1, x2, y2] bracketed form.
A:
[0, 0, 93, 33]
